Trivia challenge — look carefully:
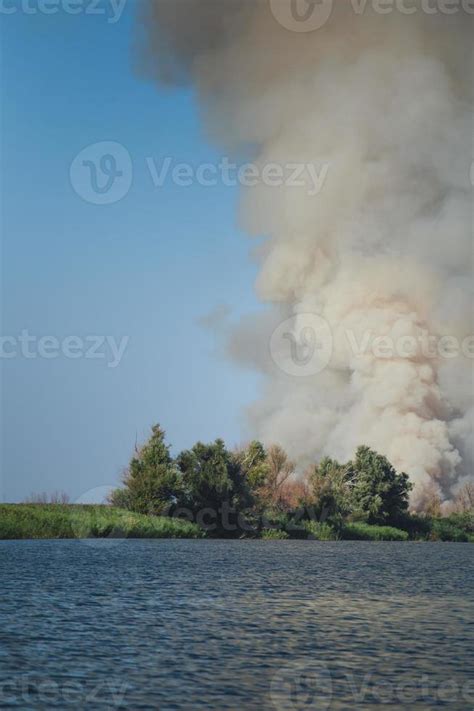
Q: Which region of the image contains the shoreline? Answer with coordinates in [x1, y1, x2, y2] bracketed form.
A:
[1, 504, 472, 543]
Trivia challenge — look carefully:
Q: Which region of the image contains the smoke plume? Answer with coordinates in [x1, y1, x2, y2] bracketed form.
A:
[139, 0, 473, 504]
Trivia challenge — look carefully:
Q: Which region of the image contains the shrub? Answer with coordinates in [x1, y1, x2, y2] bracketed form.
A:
[430, 518, 468, 542]
[108, 487, 131, 510]
[393, 512, 432, 540]
[304, 521, 338, 540]
[261, 510, 291, 531]
[341, 522, 409, 541]
[444, 512, 474, 534]
[261, 528, 289, 540]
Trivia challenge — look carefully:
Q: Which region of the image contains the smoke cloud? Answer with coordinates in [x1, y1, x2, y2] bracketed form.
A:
[139, 0, 473, 504]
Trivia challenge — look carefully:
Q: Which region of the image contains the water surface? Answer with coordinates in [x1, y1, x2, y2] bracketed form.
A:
[1, 540, 473, 709]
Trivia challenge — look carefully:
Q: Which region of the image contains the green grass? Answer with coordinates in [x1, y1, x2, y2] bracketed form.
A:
[2, 505, 471, 542]
[342, 522, 409, 541]
[261, 528, 289, 539]
[304, 521, 338, 540]
[0, 504, 204, 540]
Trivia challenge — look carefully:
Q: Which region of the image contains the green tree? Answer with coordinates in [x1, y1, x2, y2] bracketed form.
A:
[309, 456, 351, 525]
[235, 440, 269, 496]
[234, 442, 297, 512]
[259, 444, 295, 510]
[347, 446, 412, 525]
[176, 439, 252, 532]
[110, 425, 181, 515]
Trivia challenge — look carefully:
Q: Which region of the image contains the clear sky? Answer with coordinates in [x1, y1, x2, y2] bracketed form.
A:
[1, 2, 261, 502]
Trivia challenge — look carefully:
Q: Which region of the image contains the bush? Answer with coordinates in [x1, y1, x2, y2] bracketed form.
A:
[444, 512, 474, 534]
[304, 521, 338, 540]
[392, 512, 474, 542]
[261, 510, 291, 531]
[260, 509, 312, 538]
[108, 488, 131, 510]
[430, 518, 468, 542]
[341, 522, 409, 541]
[392, 512, 432, 540]
[261, 528, 289, 540]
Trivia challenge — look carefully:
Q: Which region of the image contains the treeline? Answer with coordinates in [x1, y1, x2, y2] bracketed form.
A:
[110, 425, 474, 541]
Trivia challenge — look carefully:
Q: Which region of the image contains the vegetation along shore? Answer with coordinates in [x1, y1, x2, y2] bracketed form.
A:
[3, 425, 473, 542]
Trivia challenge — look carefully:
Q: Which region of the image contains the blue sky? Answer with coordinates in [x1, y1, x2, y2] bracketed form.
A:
[1, 2, 261, 502]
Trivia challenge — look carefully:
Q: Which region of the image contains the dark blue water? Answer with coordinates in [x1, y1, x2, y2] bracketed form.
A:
[1, 540, 473, 709]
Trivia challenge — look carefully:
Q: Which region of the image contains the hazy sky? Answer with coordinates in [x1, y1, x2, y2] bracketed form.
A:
[1, 2, 261, 502]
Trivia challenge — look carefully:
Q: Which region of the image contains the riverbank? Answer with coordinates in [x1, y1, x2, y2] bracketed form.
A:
[262, 515, 474, 542]
[1, 504, 473, 541]
[0, 504, 203, 540]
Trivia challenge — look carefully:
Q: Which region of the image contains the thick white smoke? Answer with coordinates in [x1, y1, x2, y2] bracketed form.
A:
[140, 1, 473, 504]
